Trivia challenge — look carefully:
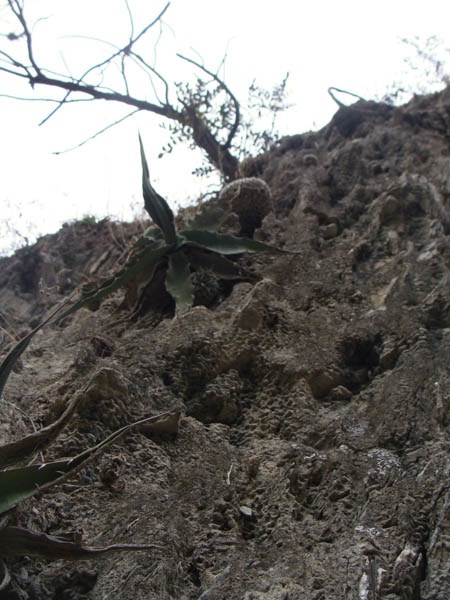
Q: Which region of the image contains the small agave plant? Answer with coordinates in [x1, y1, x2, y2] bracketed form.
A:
[1, 135, 287, 396]
[0, 409, 177, 567]
[125, 135, 286, 313]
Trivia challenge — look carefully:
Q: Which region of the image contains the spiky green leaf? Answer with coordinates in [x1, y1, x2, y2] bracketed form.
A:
[180, 230, 289, 255]
[0, 385, 86, 468]
[165, 250, 194, 313]
[186, 247, 244, 279]
[0, 299, 72, 399]
[0, 241, 171, 398]
[139, 134, 177, 244]
[0, 410, 178, 514]
[71, 240, 170, 311]
[0, 335, 32, 401]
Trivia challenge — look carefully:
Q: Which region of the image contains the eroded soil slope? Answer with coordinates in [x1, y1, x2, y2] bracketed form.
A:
[1, 86, 450, 599]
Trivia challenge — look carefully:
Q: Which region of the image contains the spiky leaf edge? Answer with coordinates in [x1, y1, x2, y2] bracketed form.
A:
[139, 134, 177, 244]
[0, 409, 179, 514]
[180, 230, 291, 255]
[0, 241, 171, 398]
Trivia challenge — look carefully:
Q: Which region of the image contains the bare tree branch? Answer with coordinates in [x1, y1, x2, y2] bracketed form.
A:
[0, 64, 27, 77]
[36, 2, 171, 126]
[0, 0, 240, 180]
[61, 34, 171, 105]
[26, 72, 179, 117]
[74, 1, 170, 90]
[0, 47, 31, 77]
[53, 108, 141, 154]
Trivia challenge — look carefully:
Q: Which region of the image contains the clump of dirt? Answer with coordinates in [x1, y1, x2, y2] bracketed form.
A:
[1, 85, 450, 599]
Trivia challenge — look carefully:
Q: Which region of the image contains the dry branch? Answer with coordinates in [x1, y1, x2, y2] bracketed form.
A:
[0, 0, 240, 180]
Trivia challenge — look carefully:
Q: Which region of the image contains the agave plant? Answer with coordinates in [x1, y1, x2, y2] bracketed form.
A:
[128, 134, 286, 313]
[0, 135, 288, 397]
[0, 406, 177, 591]
[0, 407, 178, 581]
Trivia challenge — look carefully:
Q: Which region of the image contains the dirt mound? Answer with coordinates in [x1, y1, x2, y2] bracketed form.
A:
[1, 86, 450, 599]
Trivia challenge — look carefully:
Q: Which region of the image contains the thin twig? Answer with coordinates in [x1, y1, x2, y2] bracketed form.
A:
[35, 2, 170, 125]
[0, 93, 93, 103]
[328, 86, 366, 108]
[0, 49, 33, 80]
[120, 53, 130, 96]
[53, 108, 141, 154]
[152, 19, 167, 102]
[130, 50, 170, 106]
[226, 463, 234, 485]
[177, 52, 240, 149]
[59, 34, 171, 105]
[7, 0, 40, 74]
[124, 0, 135, 41]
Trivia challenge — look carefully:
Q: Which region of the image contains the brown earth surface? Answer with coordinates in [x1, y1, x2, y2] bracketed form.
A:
[1, 86, 450, 599]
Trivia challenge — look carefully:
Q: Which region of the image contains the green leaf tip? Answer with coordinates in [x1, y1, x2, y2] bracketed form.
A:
[139, 134, 177, 245]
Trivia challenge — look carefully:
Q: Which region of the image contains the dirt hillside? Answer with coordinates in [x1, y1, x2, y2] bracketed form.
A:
[1, 85, 450, 599]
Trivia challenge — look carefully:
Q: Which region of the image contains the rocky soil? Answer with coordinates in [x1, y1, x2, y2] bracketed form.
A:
[1, 85, 450, 599]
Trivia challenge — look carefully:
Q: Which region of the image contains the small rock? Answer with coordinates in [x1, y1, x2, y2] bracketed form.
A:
[378, 194, 401, 225]
[321, 222, 339, 239]
[379, 346, 399, 370]
[328, 385, 353, 402]
[307, 369, 345, 399]
[239, 505, 254, 518]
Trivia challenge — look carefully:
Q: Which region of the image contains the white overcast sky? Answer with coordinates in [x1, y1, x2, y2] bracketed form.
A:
[0, 0, 449, 255]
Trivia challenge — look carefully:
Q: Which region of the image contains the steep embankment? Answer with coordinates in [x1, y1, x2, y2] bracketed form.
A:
[1, 86, 450, 599]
